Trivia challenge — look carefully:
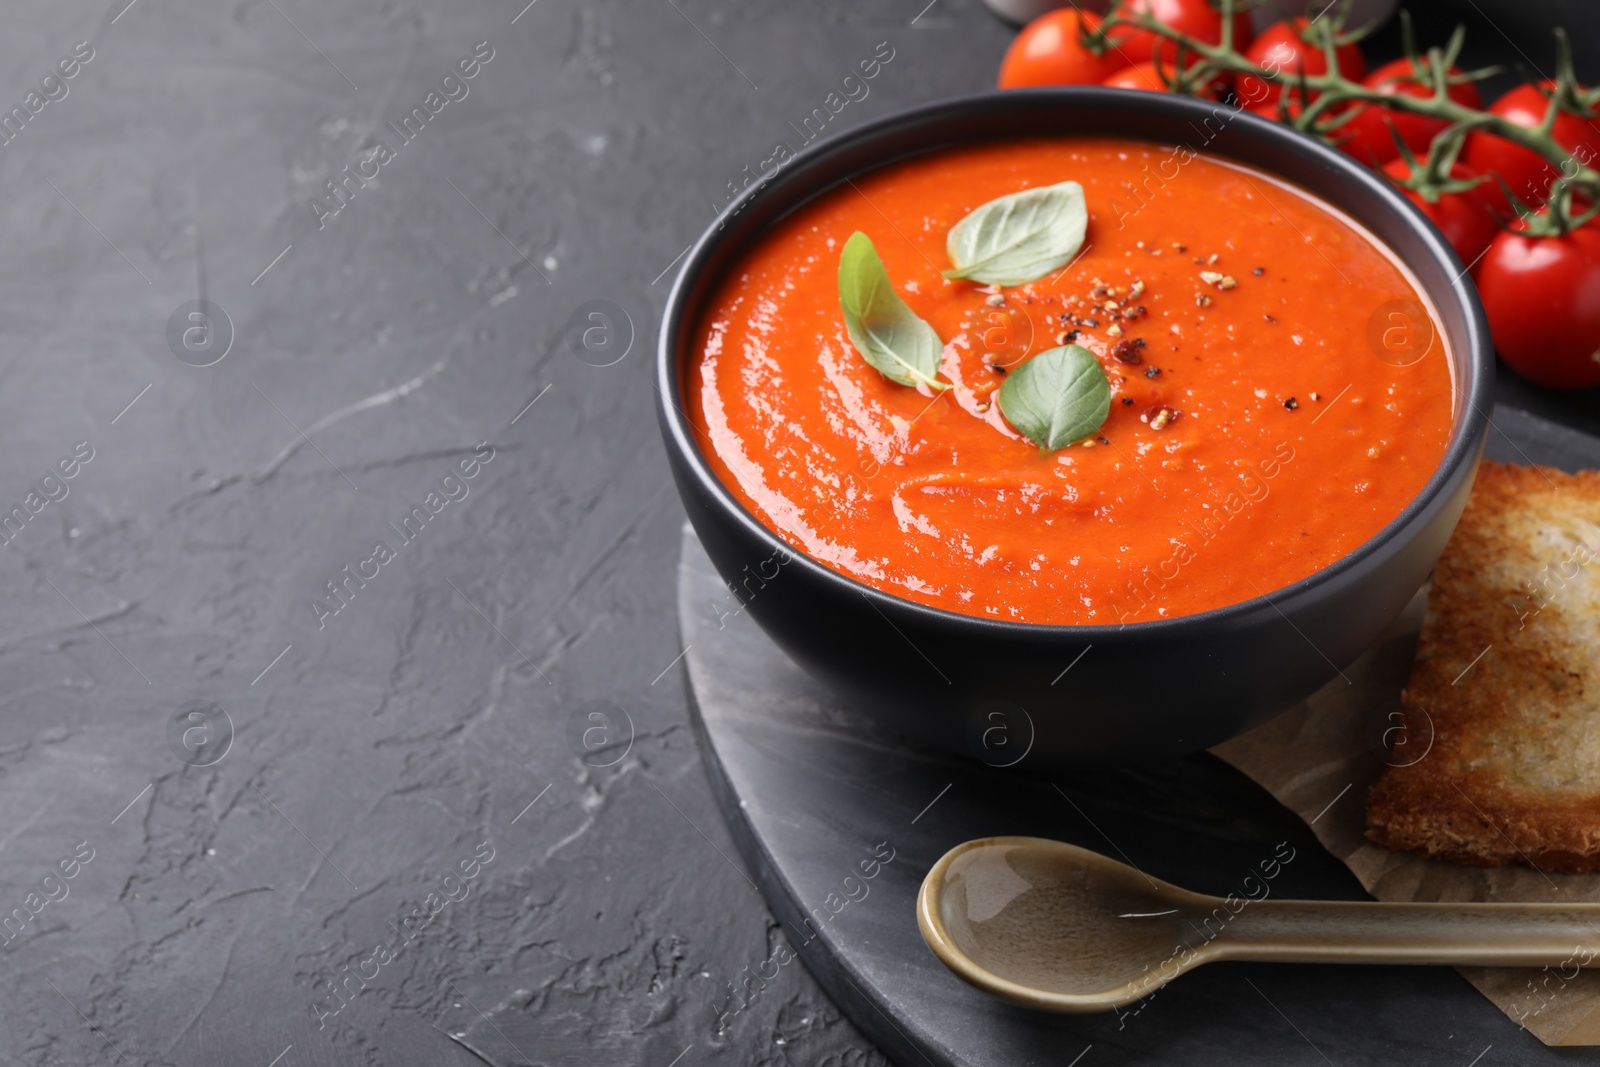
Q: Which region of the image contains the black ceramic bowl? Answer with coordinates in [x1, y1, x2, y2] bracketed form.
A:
[656, 89, 1492, 770]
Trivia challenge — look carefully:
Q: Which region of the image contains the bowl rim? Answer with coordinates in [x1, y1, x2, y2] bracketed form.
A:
[656, 87, 1494, 640]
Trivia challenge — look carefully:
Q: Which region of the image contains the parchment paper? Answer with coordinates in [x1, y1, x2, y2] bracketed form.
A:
[1210, 587, 1600, 1047]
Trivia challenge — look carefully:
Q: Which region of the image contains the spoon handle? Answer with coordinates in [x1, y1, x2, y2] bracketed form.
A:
[1216, 899, 1600, 967]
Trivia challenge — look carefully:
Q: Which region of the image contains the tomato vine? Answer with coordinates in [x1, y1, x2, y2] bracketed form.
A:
[1082, 1, 1600, 236]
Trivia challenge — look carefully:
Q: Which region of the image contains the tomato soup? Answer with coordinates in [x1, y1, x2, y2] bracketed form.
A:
[684, 138, 1455, 625]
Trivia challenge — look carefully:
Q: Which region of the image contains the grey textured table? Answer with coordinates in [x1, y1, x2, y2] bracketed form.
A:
[0, 2, 1594, 1066]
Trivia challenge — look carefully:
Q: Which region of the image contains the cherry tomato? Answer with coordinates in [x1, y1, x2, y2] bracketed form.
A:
[1247, 94, 1384, 162]
[1475, 214, 1600, 390]
[999, 10, 1131, 88]
[1247, 96, 1304, 121]
[1236, 18, 1366, 106]
[1102, 59, 1225, 99]
[1337, 57, 1484, 166]
[1112, 0, 1252, 68]
[1247, 93, 1334, 127]
[1381, 156, 1500, 265]
[1462, 81, 1600, 209]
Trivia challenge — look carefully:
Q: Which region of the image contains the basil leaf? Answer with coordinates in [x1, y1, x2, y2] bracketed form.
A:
[838, 231, 948, 391]
[997, 344, 1111, 451]
[942, 181, 1088, 287]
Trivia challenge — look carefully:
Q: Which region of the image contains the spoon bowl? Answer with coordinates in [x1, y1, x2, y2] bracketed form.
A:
[918, 837, 1600, 1013]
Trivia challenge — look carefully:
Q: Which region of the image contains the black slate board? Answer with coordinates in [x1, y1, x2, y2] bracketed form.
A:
[678, 406, 1600, 1067]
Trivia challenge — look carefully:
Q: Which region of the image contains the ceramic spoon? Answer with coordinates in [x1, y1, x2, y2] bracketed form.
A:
[917, 836, 1600, 1013]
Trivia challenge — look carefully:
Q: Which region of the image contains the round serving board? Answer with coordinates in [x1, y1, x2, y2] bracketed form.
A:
[677, 407, 1600, 1066]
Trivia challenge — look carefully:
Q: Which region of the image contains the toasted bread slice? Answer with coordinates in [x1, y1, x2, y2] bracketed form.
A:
[1366, 461, 1600, 872]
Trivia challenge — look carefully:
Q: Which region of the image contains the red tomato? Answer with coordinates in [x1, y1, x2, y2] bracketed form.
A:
[1338, 57, 1484, 166]
[1102, 59, 1224, 99]
[1247, 95, 1386, 165]
[999, 10, 1131, 88]
[1381, 157, 1500, 265]
[1112, 0, 1253, 67]
[1247, 96, 1303, 120]
[1236, 18, 1366, 106]
[1462, 81, 1600, 208]
[1476, 215, 1600, 390]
